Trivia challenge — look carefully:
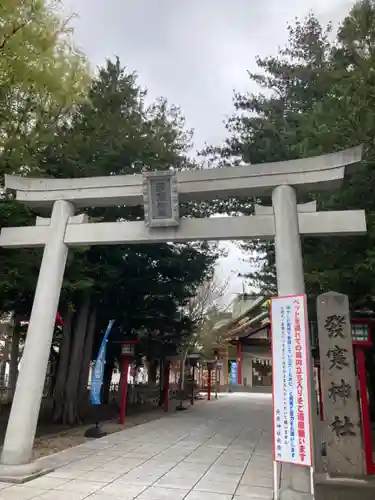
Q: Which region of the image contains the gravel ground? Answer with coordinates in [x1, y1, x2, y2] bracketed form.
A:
[32, 409, 166, 458]
[1, 401, 181, 459]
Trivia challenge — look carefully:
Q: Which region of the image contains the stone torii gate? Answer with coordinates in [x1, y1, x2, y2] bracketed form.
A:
[0, 147, 366, 500]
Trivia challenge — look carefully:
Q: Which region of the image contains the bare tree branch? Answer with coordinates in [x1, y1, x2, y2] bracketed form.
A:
[0, 21, 29, 50]
[187, 276, 229, 327]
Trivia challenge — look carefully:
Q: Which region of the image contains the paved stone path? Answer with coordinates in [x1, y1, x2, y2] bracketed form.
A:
[0, 393, 273, 499]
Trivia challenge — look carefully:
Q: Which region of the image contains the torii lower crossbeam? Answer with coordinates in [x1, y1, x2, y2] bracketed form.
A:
[0, 211, 366, 248]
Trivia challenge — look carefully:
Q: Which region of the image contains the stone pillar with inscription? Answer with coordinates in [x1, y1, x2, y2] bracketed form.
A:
[316, 292, 364, 476]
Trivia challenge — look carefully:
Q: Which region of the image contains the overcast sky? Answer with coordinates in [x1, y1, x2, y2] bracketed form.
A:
[62, 0, 355, 303]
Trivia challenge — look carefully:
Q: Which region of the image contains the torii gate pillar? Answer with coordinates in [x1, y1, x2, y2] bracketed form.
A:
[273, 185, 305, 295]
[272, 185, 312, 500]
[0, 200, 74, 477]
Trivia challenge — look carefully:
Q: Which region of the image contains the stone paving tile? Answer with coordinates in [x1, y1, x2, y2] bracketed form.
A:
[235, 484, 274, 498]
[0, 486, 48, 499]
[163, 469, 202, 480]
[246, 458, 273, 468]
[185, 492, 232, 500]
[108, 457, 145, 468]
[215, 463, 248, 474]
[222, 452, 251, 460]
[174, 461, 211, 473]
[154, 475, 198, 490]
[55, 479, 103, 495]
[33, 493, 88, 500]
[56, 461, 98, 472]
[76, 469, 124, 483]
[0, 394, 274, 500]
[201, 471, 242, 483]
[21, 477, 68, 490]
[215, 458, 248, 467]
[122, 469, 163, 481]
[250, 458, 273, 467]
[94, 449, 125, 458]
[194, 478, 239, 495]
[87, 494, 140, 500]
[137, 486, 188, 499]
[234, 497, 270, 500]
[240, 474, 273, 488]
[94, 483, 145, 497]
[183, 457, 218, 465]
[44, 469, 85, 480]
[134, 463, 176, 475]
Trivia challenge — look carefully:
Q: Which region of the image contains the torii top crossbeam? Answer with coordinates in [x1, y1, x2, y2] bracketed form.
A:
[4, 146, 363, 208]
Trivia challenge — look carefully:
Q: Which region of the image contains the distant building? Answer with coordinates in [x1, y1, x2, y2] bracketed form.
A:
[212, 294, 271, 390]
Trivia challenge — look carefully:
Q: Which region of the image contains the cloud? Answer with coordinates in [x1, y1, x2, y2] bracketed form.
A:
[62, 0, 354, 299]
[64, 0, 353, 150]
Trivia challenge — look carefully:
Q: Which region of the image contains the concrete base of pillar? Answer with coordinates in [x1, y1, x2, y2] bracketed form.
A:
[315, 473, 372, 485]
[84, 424, 107, 439]
[279, 487, 313, 500]
[0, 462, 54, 484]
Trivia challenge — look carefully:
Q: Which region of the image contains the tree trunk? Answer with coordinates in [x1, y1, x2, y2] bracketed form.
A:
[148, 359, 157, 384]
[0, 361, 6, 387]
[0, 328, 12, 387]
[102, 359, 114, 405]
[52, 309, 74, 422]
[8, 318, 21, 395]
[47, 348, 59, 399]
[63, 294, 91, 425]
[179, 348, 189, 392]
[177, 348, 189, 406]
[77, 308, 97, 418]
[158, 358, 164, 406]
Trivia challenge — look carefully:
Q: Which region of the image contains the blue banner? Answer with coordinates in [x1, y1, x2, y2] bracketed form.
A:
[229, 361, 238, 385]
[90, 319, 115, 405]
